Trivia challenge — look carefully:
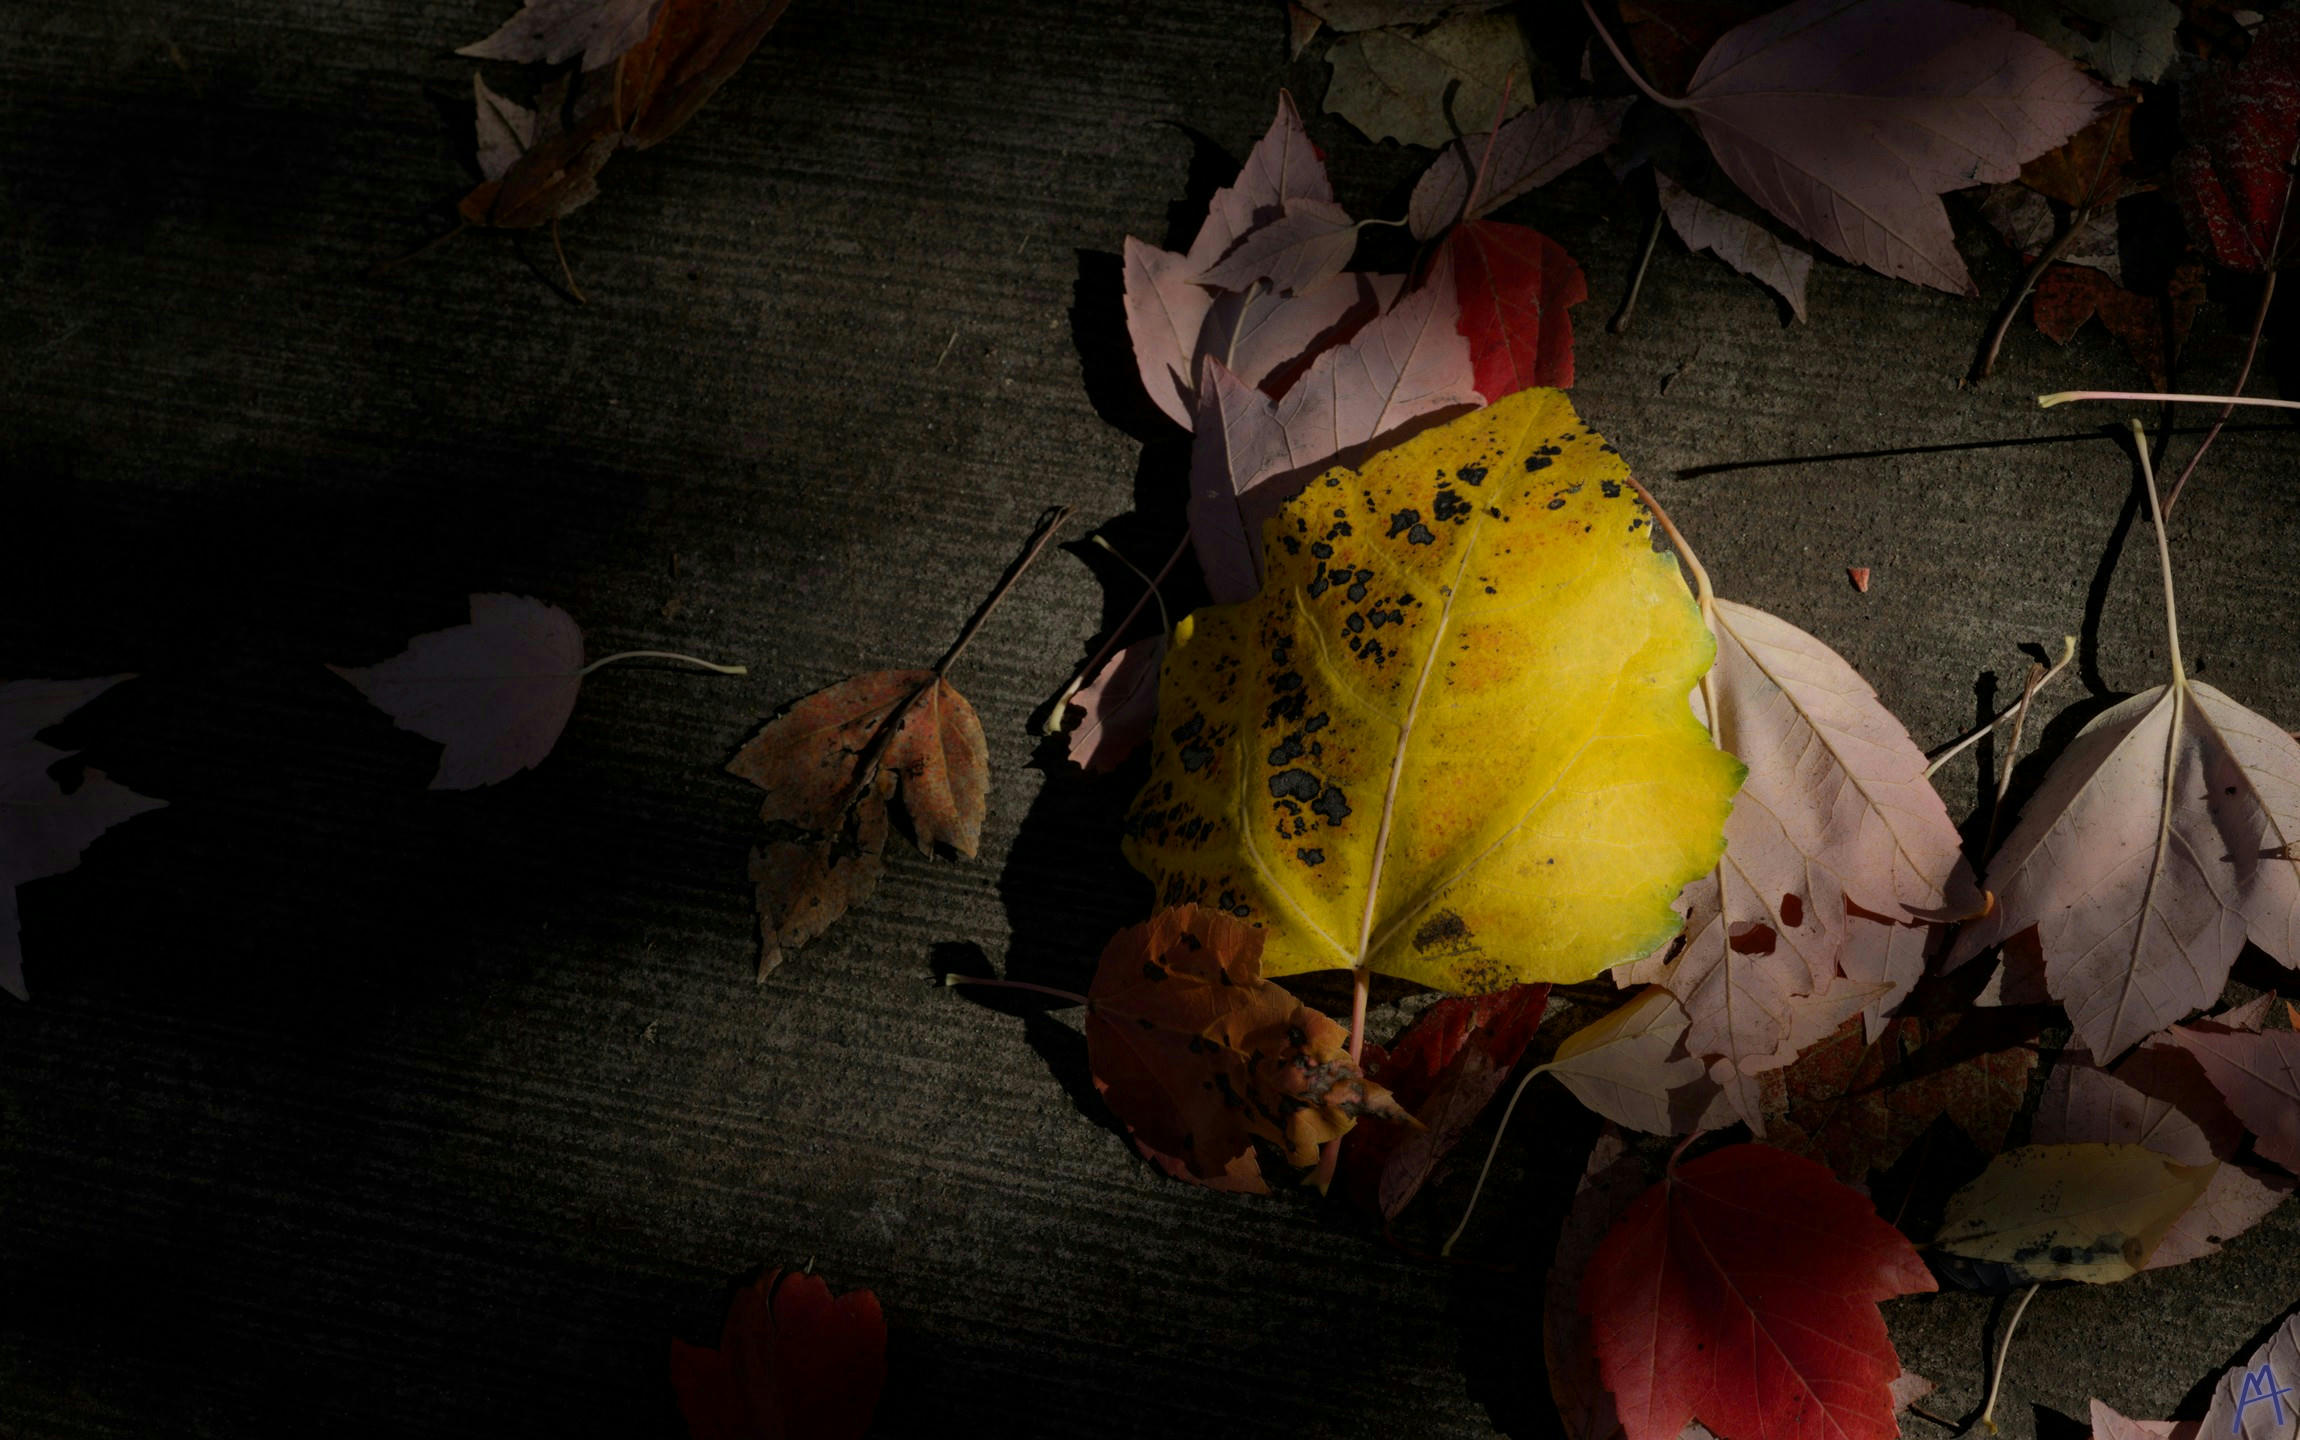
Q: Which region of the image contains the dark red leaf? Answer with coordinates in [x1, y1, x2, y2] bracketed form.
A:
[1445, 220, 1587, 398]
[1342, 983, 1551, 1220]
[1581, 1143, 1935, 1440]
[671, 1269, 886, 1440]
[2173, 9, 2300, 271]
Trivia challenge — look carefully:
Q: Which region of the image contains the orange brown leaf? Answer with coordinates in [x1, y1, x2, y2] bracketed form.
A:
[670, 1268, 886, 1440]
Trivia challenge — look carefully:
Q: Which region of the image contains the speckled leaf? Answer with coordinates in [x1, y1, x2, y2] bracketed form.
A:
[1128, 388, 1741, 993]
[1085, 905, 1411, 1193]
[1934, 1142, 2218, 1282]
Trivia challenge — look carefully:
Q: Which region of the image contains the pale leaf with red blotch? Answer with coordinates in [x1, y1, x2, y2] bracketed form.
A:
[1581, 1143, 1935, 1440]
[2, 676, 166, 1003]
[1194, 271, 1392, 398]
[1657, 171, 1813, 321]
[1409, 97, 1636, 239]
[670, 1268, 885, 1440]
[1678, 0, 2113, 295]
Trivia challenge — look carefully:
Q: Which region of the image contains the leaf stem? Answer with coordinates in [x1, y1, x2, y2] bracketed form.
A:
[550, 218, 587, 305]
[2131, 420, 2184, 687]
[1922, 635, 2074, 778]
[1439, 1057, 1554, 1257]
[1972, 202, 2093, 385]
[1042, 530, 1191, 726]
[935, 505, 1072, 680]
[579, 649, 748, 677]
[943, 974, 1089, 1007]
[2163, 271, 2277, 516]
[1970, 1283, 2040, 1436]
[1611, 199, 1664, 336]
[1620, 473, 1714, 609]
[1978, 656, 2049, 861]
[1578, 0, 1685, 109]
[2040, 390, 2300, 412]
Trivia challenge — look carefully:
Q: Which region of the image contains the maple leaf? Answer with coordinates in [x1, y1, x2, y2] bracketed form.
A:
[2200, 1303, 2300, 1440]
[1980, 185, 2122, 283]
[728, 671, 985, 977]
[1951, 436, 2300, 1060]
[614, 0, 796, 150]
[1184, 264, 1479, 603]
[2173, 8, 2300, 272]
[1933, 1142, 2218, 1282]
[670, 1268, 885, 1440]
[1341, 981, 1550, 1218]
[1196, 271, 1396, 401]
[2165, 1022, 2300, 1174]
[1322, 11, 1532, 150]
[1581, 1142, 1936, 1440]
[1443, 219, 1588, 398]
[1761, 1011, 2040, 1182]
[1065, 636, 1166, 774]
[2088, 1401, 2200, 1440]
[460, 0, 667, 71]
[332, 594, 742, 789]
[458, 79, 625, 229]
[1122, 93, 1337, 430]
[1649, 0, 2113, 295]
[1128, 388, 1742, 997]
[2020, 105, 2149, 212]
[1196, 199, 1361, 296]
[473, 75, 543, 185]
[1656, 172, 1813, 322]
[2, 676, 166, 1002]
[1085, 905, 1411, 1192]
[1408, 97, 1637, 240]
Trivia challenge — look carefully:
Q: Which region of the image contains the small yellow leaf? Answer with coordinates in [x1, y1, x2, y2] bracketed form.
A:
[1934, 1142, 2218, 1283]
[1123, 388, 1742, 992]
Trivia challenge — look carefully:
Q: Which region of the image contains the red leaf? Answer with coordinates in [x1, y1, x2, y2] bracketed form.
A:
[671, 1268, 886, 1440]
[1445, 220, 1586, 398]
[1581, 1143, 1935, 1440]
[1342, 983, 1551, 1220]
[2173, 9, 2300, 272]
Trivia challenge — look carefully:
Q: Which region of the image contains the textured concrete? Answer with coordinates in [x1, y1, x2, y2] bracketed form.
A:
[2, 1, 2296, 1436]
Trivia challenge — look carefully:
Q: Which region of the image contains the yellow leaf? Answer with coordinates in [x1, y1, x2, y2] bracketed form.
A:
[1934, 1142, 2219, 1284]
[1123, 388, 1742, 993]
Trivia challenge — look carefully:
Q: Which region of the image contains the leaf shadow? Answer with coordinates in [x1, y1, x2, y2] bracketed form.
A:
[931, 938, 1132, 1153]
[2174, 1299, 2300, 1419]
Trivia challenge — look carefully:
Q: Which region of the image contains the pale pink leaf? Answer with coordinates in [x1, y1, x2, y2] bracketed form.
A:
[2, 676, 166, 1002]
[1197, 199, 1359, 296]
[330, 594, 586, 791]
[1656, 171, 1815, 322]
[2141, 1160, 2291, 1269]
[1186, 357, 1299, 603]
[1682, 0, 2114, 295]
[1186, 91, 1335, 275]
[1736, 972, 1893, 1075]
[1066, 635, 1166, 773]
[1839, 906, 1931, 1041]
[457, 0, 665, 70]
[2117, 1033, 2252, 1160]
[1122, 237, 1215, 431]
[2089, 1400, 2200, 1440]
[1543, 987, 1736, 1136]
[1950, 682, 2300, 1059]
[472, 74, 541, 185]
[2033, 1049, 2217, 1164]
[1408, 97, 1637, 240]
[2200, 1307, 2300, 1440]
[1194, 271, 1388, 396]
[2167, 1025, 2300, 1174]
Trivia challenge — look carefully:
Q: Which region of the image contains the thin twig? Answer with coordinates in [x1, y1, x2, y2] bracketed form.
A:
[943, 974, 1090, 1006]
[550, 218, 587, 305]
[579, 649, 747, 678]
[935, 505, 1073, 679]
[1612, 200, 1665, 336]
[1440, 1056, 1553, 1256]
[1973, 203, 2093, 384]
[1579, 0, 1684, 107]
[2040, 390, 2300, 411]
[2164, 271, 2277, 516]
[1043, 529, 1192, 723]
[1978, 658, 2048, 860]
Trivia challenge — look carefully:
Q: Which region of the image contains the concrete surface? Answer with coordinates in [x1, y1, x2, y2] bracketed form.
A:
[2, 0, 2295, 1435]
